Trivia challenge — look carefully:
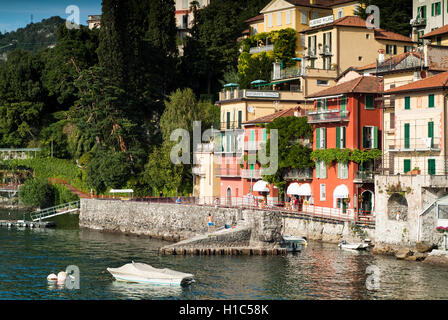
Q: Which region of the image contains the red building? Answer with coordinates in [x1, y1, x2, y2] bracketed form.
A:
[305, 76, 383, 217]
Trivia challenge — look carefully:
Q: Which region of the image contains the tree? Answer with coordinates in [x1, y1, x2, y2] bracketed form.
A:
[355, 0, 412, 36]
[262, 116, 314, 197]
[19, 178, 56, 208]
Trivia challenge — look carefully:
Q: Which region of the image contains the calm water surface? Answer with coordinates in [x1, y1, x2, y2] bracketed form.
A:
[0, 210, 448, 300]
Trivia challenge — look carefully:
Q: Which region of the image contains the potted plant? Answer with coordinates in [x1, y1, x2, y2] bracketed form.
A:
[410, 167, 421, 175]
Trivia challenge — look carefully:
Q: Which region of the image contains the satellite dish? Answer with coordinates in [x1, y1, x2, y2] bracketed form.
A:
[247, 106, 254, 113]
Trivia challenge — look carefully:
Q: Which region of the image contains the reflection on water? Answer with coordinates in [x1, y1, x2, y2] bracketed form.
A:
[0, 224, 448, 300]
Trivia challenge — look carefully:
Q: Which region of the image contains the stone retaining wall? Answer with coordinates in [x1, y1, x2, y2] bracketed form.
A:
[79, 199, 242, 242]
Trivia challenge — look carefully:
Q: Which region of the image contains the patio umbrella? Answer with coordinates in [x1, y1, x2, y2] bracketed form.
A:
[223, 83, 239, 88]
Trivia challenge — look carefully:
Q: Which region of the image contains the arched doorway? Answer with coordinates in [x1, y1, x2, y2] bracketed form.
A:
[226, 187, 232, 207]
[360, 190, 374, 214]
[387, 193, 408, 221]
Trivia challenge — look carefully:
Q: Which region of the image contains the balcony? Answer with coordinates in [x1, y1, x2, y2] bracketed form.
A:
[319, 45, 333, 56]
[218, 89, 305, 103]
[304, 48, 318, 59]
[283, 168, 312, 181]
[388, 137, 442, 152]
[249, 44, 274, 54]
[217, 167, 241, 178]
[354, 171, 374, 183]
[192, 166, 205, 176]
[271, 66, 303, 81]
[307, 109, 350, 124]
[244, 141, 264, 151]
[241, 169, 262, 179]
[410, 17, 426, 27]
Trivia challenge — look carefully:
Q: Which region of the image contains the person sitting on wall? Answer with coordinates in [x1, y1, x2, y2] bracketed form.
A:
[176, 197, 182, 204]
[396, 210, 401, 221]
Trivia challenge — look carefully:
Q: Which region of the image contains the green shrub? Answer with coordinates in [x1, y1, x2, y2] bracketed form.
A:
[19, 178, 56, 209]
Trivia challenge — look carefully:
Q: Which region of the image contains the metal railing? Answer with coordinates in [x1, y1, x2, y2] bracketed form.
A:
[319, 45, 333, 56]
[30, 201, 80, 222]
[241, 169, 262, 179]
[249, 44, 274, 54]
[354, 171, 374, 183]
[283, 168, 313, 180]
[410, 17, 426, 27]
[387, 137, 442, 152]
[307, 109, 350, 123]
[216, 167, 242, 177]
[271, 66, 303, 81]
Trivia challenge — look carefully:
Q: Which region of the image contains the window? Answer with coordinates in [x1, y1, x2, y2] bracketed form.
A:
[316, 161, 327, 179]
[358, 56, 363, 61]
[404, 159, 411, 173]
[320, 184, 326, 201]
[429, 94, 435, 108]
[238, 110, 242, 128]
[432, 2, 441, 16]
[286, 11, 291, 25]
[277, 12, 281, 26]
[366, 34, 370, 39]
[226, 112, 231, 129]
[404, 96, 411, 110]
[365, 95, 374, 109]
[312, 11, 319, 19]
[337, 9, 344, 19]
[404, 123, 410, 149]
[183, 0, 188, 9]
[418, 5, 427, 19]
[428, 159, 436, 175]
[301, 10, 307, 24]
[362, 126, 378, 149]
[317, 80, 329, 86]
[336, 126, 346, 149]
[267, 14, 273, 27]
[428, 121, 434, 148]
[386, 44, 397, 55]
[390, 112, 395, 129]
[316, 127, 326, 149]
[404, 46, 413, 52]
[337, 162, 349, 179]
[437, 36, 442, 45]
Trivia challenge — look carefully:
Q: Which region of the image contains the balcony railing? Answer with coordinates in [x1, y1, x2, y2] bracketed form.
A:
[307, 109, 350, 123]
[249, 44, 274, 54]
[271, 66, 303, 81]
[217, 167, 241, 177]
[388, 137, 442, 152]
[192, 166, 205, 176]
[353, 171, 374, 183]
[218, 89, 305, 103]
[241, 169, 262, 179]
[410, 17, 426, 27]
[305, 48, 318, 58]
[283, 168, 312, 181]
[319, 45, 333, 56]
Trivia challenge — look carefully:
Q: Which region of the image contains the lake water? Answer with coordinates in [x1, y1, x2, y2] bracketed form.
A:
[0, 209, 448, 300]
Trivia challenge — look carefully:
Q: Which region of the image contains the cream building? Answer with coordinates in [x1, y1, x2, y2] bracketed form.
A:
[411, 0, 448, 43]
[192, 142, 221, 204]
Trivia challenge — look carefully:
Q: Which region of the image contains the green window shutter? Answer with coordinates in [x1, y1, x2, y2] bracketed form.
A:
[432, 3, 435, 16]
[362, 126, 367, 148]
[337, 162, 341, 179]
[316, 161, 321, 178]
[336, 127, 341, 149]
[429, 94, 435, 108]
[404, 159, 411, 173]
[405, 96, 410, 110]
[341, 96, 347, 111]
[373, 126, 378, 149]
[342, 127, 346, 148]
[263, 129, 267, 142]
[365, 95, 374, 109]
[250, 129, 255, 141]
[428, 159, 436, 175]
[238, 110, 242, 128]
[323, 127, 327, 148]
[316, 128, 321, 149]
[329, 31, 332, 51]
[404, 123, 410, 149]
[438, 2, 441, 15]
[428, 121, 434, 148]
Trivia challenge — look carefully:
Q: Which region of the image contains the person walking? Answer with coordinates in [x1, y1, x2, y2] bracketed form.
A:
[207, 214, 215, 233]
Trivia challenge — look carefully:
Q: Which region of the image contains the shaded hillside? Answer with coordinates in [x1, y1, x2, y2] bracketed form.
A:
[0, 16, 65, 55]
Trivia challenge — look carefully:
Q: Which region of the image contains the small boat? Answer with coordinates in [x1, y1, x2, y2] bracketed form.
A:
[107, 261, 194, 287]
[338, 240, 369, 250]
[280, 235, 307, 252]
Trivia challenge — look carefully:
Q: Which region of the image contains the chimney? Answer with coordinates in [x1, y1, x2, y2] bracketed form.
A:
[378, 49, 385, 64]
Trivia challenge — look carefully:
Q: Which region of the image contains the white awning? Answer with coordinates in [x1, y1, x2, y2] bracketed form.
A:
[333, 185, 349, 199]
[109, 189, 134, 194]
[253, 180, 270, 192]
[287, 183, 300, 195]
[297, 183, 312, 196]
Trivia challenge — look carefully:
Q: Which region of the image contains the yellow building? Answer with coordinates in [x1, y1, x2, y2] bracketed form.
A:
[421, 24, 448, 46]
[300, 15, 415, 97]
[192, 143, 221, 204]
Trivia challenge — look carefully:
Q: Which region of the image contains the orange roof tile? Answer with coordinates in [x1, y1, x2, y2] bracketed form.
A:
[422, 25, 448, 39]
[245, 14, 264, 23]
[243, 107, 304, 125]
[306, 76, 383, 98]
[356, 51, 423, 71]
[385, 71, 448, 94]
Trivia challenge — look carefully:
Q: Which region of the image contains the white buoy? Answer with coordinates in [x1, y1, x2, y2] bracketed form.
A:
[47, 273, 58, 281]
[57, 271, 67, 284]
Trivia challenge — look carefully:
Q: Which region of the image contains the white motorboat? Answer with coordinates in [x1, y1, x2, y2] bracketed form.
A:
[338, 240, 369, 250]
[280, 235, 307, 252]
[107, 261, 195, 286]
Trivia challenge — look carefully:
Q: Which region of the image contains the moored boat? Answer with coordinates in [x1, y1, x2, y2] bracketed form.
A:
[107, 261, 194, 286]
[280, 235, 307, 252]
[338, 240, 369, 250]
